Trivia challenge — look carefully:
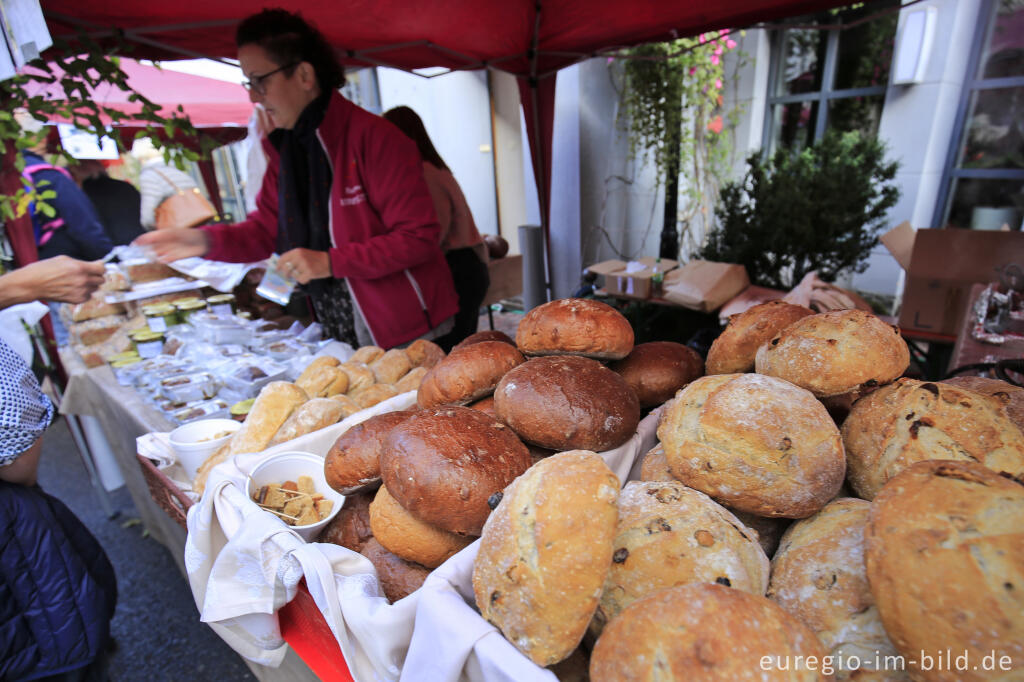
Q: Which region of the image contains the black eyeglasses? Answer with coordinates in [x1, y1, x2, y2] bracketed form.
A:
[242, 63, 298, 95]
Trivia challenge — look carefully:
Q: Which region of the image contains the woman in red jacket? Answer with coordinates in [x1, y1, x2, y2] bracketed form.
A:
[137, 10, 458, 350]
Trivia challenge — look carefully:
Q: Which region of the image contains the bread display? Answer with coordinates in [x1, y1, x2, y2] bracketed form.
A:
[350, 383, 399, 409]
[324, 410, 417, 494]
[842, 378, 1024, 499]
[296, 355, 340, 389]
[359, 537, 431, 603]
[768, 498, 903, 680]
[369, 485, 473, 568]
[706, 300, 814, 375]
[590, 583, 828, 681]
[268, 397, 345, 446]
[405, 338, 445, 369]
[864, 460, 1024, 680]
[452, 329, 515, 352]
[608, 341, 704, 408]
[350, 345, 385, 365]
[515, 298, 634, 360]
[416, 340, 525, 408]
[638, 443, 671, 481]
[340, 362, 375, 393]
[328, 393, 361, 418]
[297, 364, 347, 398]
[494, 356, 640, 452]
[755, 309, 909, 397]
[942, 375, 1024, 431]
[394, 366, 427, 394]
[474, 451, 621, 666]
[658, 373, 845, 518]
[370, 348, 412, 385]
[317, 490, 374, 552]
[380, 407, 532, 535]
[467, 395, 497, 418]
[592, 481, 769, 635]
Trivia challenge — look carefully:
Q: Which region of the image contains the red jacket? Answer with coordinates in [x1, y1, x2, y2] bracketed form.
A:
[202, 92, 458, 349]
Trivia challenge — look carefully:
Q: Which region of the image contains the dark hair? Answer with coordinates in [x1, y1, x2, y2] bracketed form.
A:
[383, 106, 449, 172]
[236, 9, 345, 92]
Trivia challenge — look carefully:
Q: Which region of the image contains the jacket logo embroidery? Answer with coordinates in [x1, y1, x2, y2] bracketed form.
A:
[340, 183, 366, 206]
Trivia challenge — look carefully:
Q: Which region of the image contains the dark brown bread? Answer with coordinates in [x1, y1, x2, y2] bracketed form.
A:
[417, 340, 525, 408]
[452, 330, 515, 352]
[494, 356, 640, 452]
[359, 537, 431, 603]
[706, 300, 814, 375]
[369, 484, 472, 568]
[467, 395, 497, 418]
[323, 410, 416, 495]
[515, 298, 634, 360]
[608, 341, 704, 408]
[317, 491, 374, 552]
[380, 407, 532, 535]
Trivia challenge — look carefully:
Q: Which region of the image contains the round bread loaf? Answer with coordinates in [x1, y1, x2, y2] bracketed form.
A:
[592, 481, 769, 636]
[350, 345, 384, 364]
[638, 443, 671, 481]
[351, 383, 399, 409]
[369, 484, 472, 568]
[380, 407, 531, 535]
[468, 395, 497, 418]
[324, 410, 416, 494]
[658, 373, 846, 518]
[452, 329, 515, 352]
[417, 340, 525, 408]
[608, 341, 704, 408]
[474, 451, 621, 667]
[754, 309, 910, 397]
[317, 490, 374, 552]
[297, 364, 346, 398]
[370, 348, 412, 384]
[394, 366, 428, 394]
[295, 355, 341, 393]
[340, 362, 374, 393]
[359, 537, 431, 603]
[515, 298, 634, 360]
[842, 378, 1024, 499]
[864, 460, 1024, 679]
[707, 300, 814, 375]
[328, 393, 361, 418]
[590, 583, 827, 682]
[405, 338, 445, 369]
[768, 498, 903, 681]
[943, 375, 1024, 431]
[494, 356, 640, 451]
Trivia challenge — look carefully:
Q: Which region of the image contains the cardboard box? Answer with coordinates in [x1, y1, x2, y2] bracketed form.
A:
[661, 260, 750, 312]
[896, 228, 1024, 337]
[587, 257, 678, 299]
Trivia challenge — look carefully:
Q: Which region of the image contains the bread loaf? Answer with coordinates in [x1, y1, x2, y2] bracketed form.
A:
[842, 378, 1024, 499]
[394, 366, 427, 394]
[297, 365, 346, 398]
[942, 375, 1024, 431]
[608, 341, 704, 407]
[350, 345, 384, 364]
[474, 451, 620, 666]
[405, 338, 445, 369]
[468, 395, 497, 418]
[324, 410, 416, 494]
[370, 348, 412, 385]
[268, 397, 345, 446]
[452, 329, 515, 352]
[706, 300, 814, 375]
[494, 356, 640, 452]
[350, 383, 399, 409]
[380, 407, 531, 535]
[515, 298, 634, 360]
[296, 356, 340, 390]
[755, 309, 909, 397]
[327, 393, 361, 418]
[592, 481, 769, 636]
[369, 484, 473, 568]
[359, 537, 431, 603]
[864, 460, 1024, 680]
[416, 340, 525, 408]
[317, 490, 374, 552]
[340, 362, 374, 393]
[589, 583, 827, 681]
[658, 373, 845, 518]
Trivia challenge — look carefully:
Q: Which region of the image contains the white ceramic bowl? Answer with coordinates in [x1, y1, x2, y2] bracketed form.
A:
[246, 451, 344, 542]
[168, 418, 241, 480]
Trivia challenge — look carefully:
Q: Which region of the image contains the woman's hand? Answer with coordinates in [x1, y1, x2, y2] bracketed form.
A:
[0, 256, 104, 308]
[278, 248, 331, 284]
[133, 228, 210, 263]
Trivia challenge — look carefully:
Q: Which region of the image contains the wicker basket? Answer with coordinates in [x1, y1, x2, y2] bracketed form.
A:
[136, 453, 194, 529]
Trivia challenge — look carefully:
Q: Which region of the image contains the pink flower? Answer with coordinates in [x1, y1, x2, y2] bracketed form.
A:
[607, 57, 614, 64]
[715, 78, 723, 89]
[689, 66, 697, 76]
[727, 39, 737, 49]
[698, 33, 707, 44]
[720, 28, 731, 36]
[707, 115, 724, 134]
[710, 55, 719, 66]
[714, 45, 723, 56]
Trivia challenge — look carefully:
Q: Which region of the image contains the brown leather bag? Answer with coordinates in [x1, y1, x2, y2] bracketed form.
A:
[152, 168, 217, 230]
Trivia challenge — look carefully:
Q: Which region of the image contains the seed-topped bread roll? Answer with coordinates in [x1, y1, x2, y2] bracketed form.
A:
[516, 298, 634, 360]
[474, 451, 621, 667]
[369, 484, 473, 568]
[417, 340, 525, 408]
[658, 373, 845, 518]
[706, 300, 814, 375]
[324, 410, 417, 494]
[592, 481, 769, 636]
[755, 309, 909, 397]
[608, 341, 704, 408]
[380, 407, 531, 535]
[864, 460, 1024, 680]
[768, 498, 903, 681]
[405, 338, 445, 369]
[317, 490, 374, 552]
[370, 348, 412, 385]
[494, 356, 640, 452]
[942, 375, 1024, 431]
[590, 583, 827, 682]
[842, 378, 1024, 499]
[359, 537, 431, 603]
[452, 329, 515, 352]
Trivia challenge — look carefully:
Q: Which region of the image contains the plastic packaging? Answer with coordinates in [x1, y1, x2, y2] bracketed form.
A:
[160, 372, 220, 404]
[171, 398, 230, 424]
[206, 293, 237, 317]
[219, 357, 288, 398]
[131, 330, 165, 358]
[142, 303, 179, 332]
[255, 254, 297, 306]
[190, 313, 253, 346]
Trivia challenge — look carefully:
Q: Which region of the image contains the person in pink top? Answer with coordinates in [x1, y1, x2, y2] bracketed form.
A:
[136, 10, 458, 350]
[383, 106, 490, 351]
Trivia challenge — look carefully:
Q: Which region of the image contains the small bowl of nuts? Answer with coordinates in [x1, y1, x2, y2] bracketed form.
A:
[247, 451, 344, 541]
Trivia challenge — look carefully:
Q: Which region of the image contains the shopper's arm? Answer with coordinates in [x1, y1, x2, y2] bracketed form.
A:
[0, 439, 42, 486]
[0, 256, 105, 309]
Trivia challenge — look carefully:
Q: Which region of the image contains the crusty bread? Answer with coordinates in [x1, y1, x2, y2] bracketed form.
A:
[268, 397, 345, 446]
[380, 407, 532, 535]
[405, 338, 445, 369]
[494, 356, 640, 452]
[864, 460, 1024, 680]
[474, 451, 621, 666]
[416, 340, 525, 408]
[608, 341, 704, 408]
[370, 348, 412, 385]
[350, 383, 399, 409]
[327, 393, 361, 418]
[317, 490, 374, 552]
[516, 298, 634, 360]
[350, 345, 384, 364]
[359, 537, 431, 603]
[768, 498, 902, 681]
[340, 362, 375, 393]
[638, 443, 671, 481]
[592, 481, 769, 636]
[467, 395, 497, 418]
[297, 364, 346, 398]
[658, 373, 845, 518]
[394, 366, 428, 394]
[452, 329, 515, 352]
[369, 484, 472, 568]
[324, 410, 416, 494]
[295, 355, 340, 390]
[842, 378, 1024, 499]
[755, 309, 910, 397]
[323, 366, 350, 396]
[942, 375, 1024, 431]
[706, 300, 814, 375]
[589, 583, 827, 681]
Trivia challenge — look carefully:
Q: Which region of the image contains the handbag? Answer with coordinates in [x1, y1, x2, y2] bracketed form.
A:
[152, 168, 217, 230]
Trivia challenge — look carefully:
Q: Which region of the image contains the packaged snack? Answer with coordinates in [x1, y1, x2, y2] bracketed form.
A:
[160, 372, 220, 404]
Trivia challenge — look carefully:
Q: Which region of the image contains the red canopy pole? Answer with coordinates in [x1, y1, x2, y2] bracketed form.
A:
[197, 158, 224, 217]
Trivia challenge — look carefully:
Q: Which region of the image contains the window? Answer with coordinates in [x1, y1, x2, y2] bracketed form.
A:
[935, 0, 1024, 229]
[764, 2, 899, 153]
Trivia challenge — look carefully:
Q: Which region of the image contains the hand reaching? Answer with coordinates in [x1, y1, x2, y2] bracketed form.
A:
[0, 256, 105, 308]
[133, 228, 210, 263]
